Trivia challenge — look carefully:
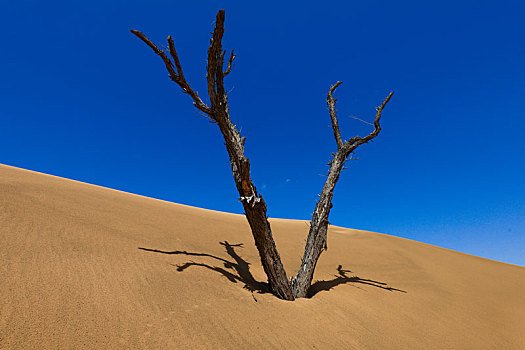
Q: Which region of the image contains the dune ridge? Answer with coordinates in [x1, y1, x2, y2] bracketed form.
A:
[1, 163, 524, 349]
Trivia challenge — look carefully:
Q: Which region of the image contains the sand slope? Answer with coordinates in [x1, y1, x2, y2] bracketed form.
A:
[0, 163, 524, 349]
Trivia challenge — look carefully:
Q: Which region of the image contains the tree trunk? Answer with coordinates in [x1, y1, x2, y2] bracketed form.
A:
[219, 117, 294, 301]
[292, 85, 393, 298]
[240, 185, 294, 300]
[292, 153, 345, 298]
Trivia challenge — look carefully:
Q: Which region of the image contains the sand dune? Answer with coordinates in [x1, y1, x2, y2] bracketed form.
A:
[1, 163, 524, 349]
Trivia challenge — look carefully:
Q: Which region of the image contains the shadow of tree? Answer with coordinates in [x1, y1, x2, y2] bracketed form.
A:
[308, 265, 407, 297]
[138, 242, 406, 299]
[139, 241, 270, 295]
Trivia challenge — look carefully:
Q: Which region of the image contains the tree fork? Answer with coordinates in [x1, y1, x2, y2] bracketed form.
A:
[131, 10, 393, 301]
[292, 84, 393, 298]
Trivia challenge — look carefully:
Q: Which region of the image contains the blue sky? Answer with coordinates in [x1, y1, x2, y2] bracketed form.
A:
[1, 0, 523, 266]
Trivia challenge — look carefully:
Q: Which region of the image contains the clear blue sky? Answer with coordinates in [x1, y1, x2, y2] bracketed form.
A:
[1, 0, 523, 266]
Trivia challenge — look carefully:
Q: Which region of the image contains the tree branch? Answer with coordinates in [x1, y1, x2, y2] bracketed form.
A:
[292, 87, 393, 298]
[327, 81, 344, 150]
[343, 91, 393, 152]
[224, 49, 236, 76]
[206, 10, 226, 111]
[130, 30, 177, 78]
[130, 29, 212, 116]
[167, 36, 184, 79]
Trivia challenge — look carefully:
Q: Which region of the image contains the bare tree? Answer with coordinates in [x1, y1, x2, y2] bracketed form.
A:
[131, 9, 393, 301]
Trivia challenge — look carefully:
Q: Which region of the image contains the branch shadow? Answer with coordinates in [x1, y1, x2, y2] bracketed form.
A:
[308, 265, 407, 298]
[138, 242, 407, 299]
[139, 241, 270, 295]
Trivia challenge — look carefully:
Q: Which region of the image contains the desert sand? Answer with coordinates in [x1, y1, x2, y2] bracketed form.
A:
[1, 163, 524, 349]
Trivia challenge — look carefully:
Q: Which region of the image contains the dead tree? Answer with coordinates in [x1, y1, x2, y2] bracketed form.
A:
[131, 10, 393, 300]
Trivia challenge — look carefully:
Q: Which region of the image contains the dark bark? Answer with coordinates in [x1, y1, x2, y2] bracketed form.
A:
[131, 10, 294, 300]
[292, 84, 393, 298]
[131, 10, 393, 301]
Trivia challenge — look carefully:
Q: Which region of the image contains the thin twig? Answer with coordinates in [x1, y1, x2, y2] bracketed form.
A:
[351, 116, 374, 126]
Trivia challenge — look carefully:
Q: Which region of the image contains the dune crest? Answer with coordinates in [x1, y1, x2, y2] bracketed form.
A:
[1, 163, 524, 349]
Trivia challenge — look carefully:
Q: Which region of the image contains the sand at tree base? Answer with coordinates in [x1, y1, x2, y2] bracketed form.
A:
[1, 163, 524, 349]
